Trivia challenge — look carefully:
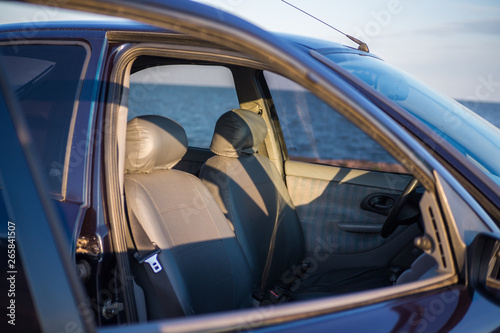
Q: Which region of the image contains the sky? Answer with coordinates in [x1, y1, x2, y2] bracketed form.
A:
[1, 0, 499, 102]
[196, 0, 500, 103]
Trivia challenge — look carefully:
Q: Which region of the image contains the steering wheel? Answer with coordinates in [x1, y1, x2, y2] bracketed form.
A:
[380, 177, 420, 238]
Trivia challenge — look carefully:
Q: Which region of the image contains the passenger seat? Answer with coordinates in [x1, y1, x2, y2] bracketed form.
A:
[200, 109, 392, 300]
[199, 109, 305, 297]
[124, 115, 253, 318]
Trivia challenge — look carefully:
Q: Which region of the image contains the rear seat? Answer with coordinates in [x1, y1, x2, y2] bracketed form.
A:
[124, 115, 253, 318]
[172, 148, 215, 176]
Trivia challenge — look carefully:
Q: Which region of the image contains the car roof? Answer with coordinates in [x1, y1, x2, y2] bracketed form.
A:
[0, 19, 166, 34]
[276, 33, 355, 51]
[0, 19, 369, 56]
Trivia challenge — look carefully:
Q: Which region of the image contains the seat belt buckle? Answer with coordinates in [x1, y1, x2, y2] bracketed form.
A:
[134, 244, 163, 273]
[144, 253, 162, 273]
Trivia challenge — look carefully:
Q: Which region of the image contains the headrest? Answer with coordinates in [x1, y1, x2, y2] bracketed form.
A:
[125, 115, 187, 174]
[210, 109, 268, 158]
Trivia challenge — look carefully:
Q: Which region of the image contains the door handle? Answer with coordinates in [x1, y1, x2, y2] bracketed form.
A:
[360, 193, 399, 215]
[371, 198, 393, 210]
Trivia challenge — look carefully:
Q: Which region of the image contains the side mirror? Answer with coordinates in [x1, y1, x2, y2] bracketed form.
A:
[468, 232, 500, 306]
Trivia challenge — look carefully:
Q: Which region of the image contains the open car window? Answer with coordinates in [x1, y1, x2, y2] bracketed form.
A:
[129, 64, 240, 149]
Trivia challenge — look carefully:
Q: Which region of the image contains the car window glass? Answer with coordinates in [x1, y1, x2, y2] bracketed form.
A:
[325, 52, 500, 185]
[264, 71, 406, 172]
[129, 65, 240, 149]
[0, 44, 88, 196]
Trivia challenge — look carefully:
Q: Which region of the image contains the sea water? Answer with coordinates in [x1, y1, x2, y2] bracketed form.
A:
[129, 84, 500, 164]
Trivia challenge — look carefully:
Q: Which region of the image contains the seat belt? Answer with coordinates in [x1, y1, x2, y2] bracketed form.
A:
[260, 260, 310, 305]
[259, 196, 311, 305]
[260, 199, 281, 294]
[125, 198, 186, 318]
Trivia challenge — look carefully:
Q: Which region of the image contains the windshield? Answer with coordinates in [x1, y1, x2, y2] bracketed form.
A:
[323, 51, 500, 185]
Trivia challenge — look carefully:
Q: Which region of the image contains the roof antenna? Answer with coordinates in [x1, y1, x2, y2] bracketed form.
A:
[281, 0, 369, 53]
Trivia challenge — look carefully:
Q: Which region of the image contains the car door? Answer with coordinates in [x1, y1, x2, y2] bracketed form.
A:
[262, 71, 421, 273]
[0, 36, 121, 327]
[0, 68, 93, 333]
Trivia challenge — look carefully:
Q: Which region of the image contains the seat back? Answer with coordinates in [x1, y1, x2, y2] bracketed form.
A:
[200, 109, 305, 294]
[124, 115, 252, 317]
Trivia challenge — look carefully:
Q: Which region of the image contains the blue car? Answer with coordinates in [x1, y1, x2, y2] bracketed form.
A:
[1, 1, 500, 332]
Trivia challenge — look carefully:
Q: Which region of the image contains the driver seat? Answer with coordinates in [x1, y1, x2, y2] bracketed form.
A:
[200, 109, 391, 299]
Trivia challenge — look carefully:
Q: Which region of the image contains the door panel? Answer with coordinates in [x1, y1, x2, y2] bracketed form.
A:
[285, 160, 418, 268]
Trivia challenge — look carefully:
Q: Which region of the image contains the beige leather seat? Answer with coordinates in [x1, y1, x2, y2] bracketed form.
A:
[124, 115, 252, 317]
[199, 109, 305, 297]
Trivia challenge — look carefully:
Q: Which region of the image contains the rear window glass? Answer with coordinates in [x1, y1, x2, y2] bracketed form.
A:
[0, 43, 88, 196]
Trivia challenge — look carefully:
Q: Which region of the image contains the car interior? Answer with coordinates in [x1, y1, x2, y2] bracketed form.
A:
[109, 51, 451, 320]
